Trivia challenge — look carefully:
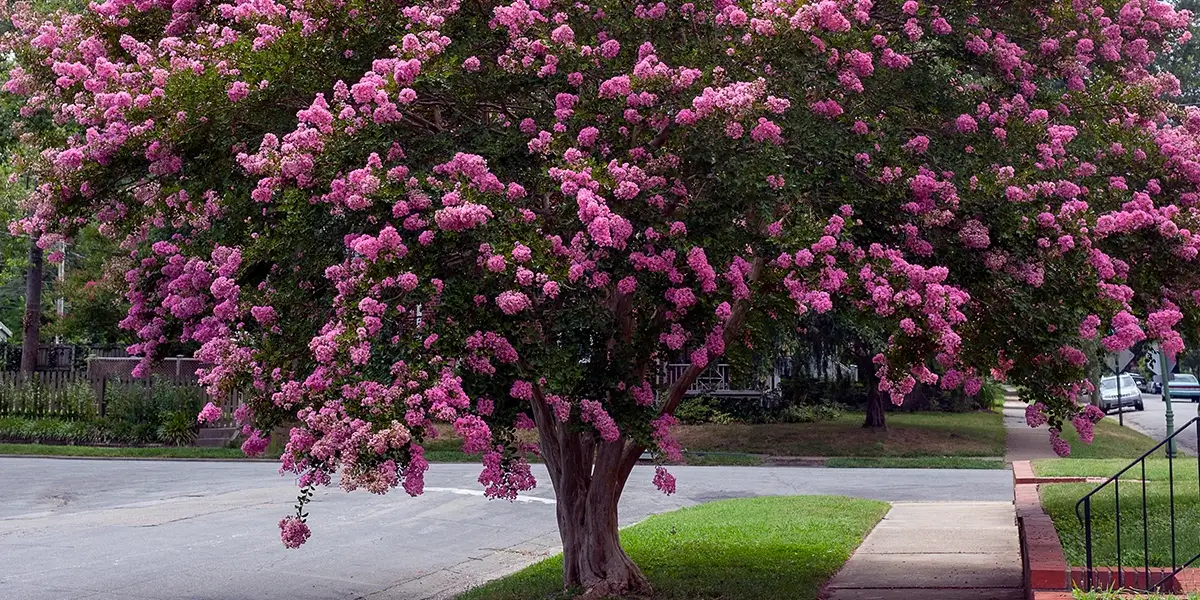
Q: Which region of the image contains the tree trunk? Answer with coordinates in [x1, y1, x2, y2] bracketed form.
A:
[523, 256, 761, 598]
[20, 241, 43, 377]
[554, 449, 650, 598]
[536, 421, 651, 598]
[858, 355, 886, 429]
[527, 385, 651, 598]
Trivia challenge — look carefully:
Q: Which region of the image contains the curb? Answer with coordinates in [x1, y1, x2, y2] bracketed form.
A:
[1012, 461, 1089, 485]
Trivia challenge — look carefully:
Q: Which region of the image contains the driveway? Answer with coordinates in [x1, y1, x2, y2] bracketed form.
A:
[0, 458, 1013, 600]
[1107, 392, 1200, 456]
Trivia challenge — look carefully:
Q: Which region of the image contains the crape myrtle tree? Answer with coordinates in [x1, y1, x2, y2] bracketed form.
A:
[6, 0, 1200, 593]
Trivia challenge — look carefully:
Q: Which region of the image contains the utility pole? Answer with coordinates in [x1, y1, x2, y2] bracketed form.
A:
[20, 240, 42, 377]
[54, 241, 64, 345]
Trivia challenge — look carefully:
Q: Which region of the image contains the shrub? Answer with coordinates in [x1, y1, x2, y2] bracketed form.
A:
[159, 411, 199, 446]
[105, 382, 162, 428]
[105, 377, 206, 433]
[978, 381, 1006, 411]
[674, 397, 732, 425]
[776, 404, 842, 424]
[0, 417, 99, 444]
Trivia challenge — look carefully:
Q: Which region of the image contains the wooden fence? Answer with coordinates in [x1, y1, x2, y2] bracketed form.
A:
[0, 371, 96, 419]
[0, 371, 242, 423]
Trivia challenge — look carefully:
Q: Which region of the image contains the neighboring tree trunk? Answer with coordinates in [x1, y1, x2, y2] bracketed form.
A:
[20, 241, 43, 377]
[858, 355, 886, 429]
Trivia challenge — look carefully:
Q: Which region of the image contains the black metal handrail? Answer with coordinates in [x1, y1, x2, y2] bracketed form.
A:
[1074, 416, 1200, 592]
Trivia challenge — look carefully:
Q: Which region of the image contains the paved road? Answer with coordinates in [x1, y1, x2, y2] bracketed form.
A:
[0, 458, 1013, 600]
[1108, 392, 1200, 456]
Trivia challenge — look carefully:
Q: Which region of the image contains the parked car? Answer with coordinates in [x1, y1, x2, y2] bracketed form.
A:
[1099, 374, 1143, 412]
[1167, 373, 1200, 402]
[1130, 373, 1149, 393]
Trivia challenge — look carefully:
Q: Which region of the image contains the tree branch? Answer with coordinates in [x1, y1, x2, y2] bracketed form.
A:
[657, 256, 764, 418]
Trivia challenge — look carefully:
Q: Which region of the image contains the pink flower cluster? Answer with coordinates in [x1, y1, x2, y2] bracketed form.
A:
[197, 402, 222, 424]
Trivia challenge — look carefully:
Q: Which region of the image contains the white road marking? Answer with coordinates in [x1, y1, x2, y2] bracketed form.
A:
[424, 487, 556, 505]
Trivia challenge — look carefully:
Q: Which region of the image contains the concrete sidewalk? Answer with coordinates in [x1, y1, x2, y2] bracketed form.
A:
[1004, 398, 1058, 462]
[823, 502, 1022, 599]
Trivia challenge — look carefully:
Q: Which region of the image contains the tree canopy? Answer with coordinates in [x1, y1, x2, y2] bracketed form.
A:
[4, 0, 1200, 593]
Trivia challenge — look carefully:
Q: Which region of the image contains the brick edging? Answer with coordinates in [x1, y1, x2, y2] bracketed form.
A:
[1014, 477, 1069, 597]
[1012, 460, 1088, 485]
[1012, 460, 1200, 598]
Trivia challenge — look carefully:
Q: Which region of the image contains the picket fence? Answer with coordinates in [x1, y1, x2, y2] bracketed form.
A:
[0, 371, 241, 424]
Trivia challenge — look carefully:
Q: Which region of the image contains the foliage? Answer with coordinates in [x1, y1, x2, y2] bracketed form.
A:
[775, 403, 842, 423]
[7, 0, 1200, 588]
[105, 378, 207, 436]
[673, 397, 736, 425]
[458, 496, 890, 600]
[43, 224, 130, 345]
[0, 378, 209, 445]
[157, 410, 198, 446]
[782, 373, 1001, 413]
[1156, 0, 1200, 105]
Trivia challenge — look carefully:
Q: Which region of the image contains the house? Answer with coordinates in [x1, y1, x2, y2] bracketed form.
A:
[0, 321, 11, 343]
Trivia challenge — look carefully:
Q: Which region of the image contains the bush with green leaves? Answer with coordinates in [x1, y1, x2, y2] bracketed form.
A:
[776, 404, 843, 424]
[158, 411, 199, 447]
[105, 378, 207, 431]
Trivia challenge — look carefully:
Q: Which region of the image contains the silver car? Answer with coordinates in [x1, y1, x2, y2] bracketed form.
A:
[1099, 374, 1144, 412]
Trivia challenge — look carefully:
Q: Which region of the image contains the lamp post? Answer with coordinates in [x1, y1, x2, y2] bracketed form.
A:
[1162, 345, 1176, 459]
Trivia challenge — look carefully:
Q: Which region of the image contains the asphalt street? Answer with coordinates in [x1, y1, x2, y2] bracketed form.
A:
[0, 458, 1013, 600]
[1109, 391, 1200, 456]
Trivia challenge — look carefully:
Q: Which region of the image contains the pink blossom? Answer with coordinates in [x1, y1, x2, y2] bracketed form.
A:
[241, 429, 270, 457]
[197, 402, 222, 424]
[1049, 428, 1071, 457]
[653, 466, 676, 494]
[279, 516, 311, 548]
[227, 81, 250, 102]
[1025, 403, 1048, 428]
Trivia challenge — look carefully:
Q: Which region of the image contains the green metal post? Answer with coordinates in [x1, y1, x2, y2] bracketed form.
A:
[1162, 346, 1176, 458]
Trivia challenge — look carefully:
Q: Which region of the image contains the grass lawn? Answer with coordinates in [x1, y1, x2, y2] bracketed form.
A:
[674, 411, 1004, 457]
[0, 442, 272, 459]
[825, 456, 1006, 469]
[1034, 458, 1199, 481]
[1055, 418, 1162, 459]
[1073, 592, 1200, 599]
[1032, 421, 1170, 479]
[458, 496, 889, 600]
[1042, 481, 1200, 567]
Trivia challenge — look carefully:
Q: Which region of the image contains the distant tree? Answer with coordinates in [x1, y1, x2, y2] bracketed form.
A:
[1158, 0, 1200, 103]
[44, 225, 129, 345]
